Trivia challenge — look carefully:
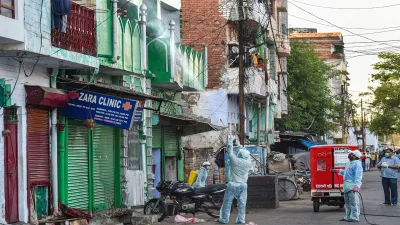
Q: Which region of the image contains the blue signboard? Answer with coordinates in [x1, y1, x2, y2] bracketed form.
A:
[60, 90, 139, 130]
[134, 104, 144, 124]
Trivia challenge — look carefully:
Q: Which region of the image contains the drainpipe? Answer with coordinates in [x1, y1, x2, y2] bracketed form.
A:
[203, 44, 208, 87]
[51, 68, 59, 214]
[169, 20, 176, 83]
[140, 3, 148, 71]
[140, 138, 147, 190]
[265, 87, 270, 174]
[111, 0, 119, 64]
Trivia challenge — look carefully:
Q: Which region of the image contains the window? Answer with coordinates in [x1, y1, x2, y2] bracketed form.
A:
[249, 120, 253, 132]
[0, 0, 15, 19]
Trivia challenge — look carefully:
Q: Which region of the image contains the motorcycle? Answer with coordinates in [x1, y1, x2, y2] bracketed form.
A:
[143, 180, 226, 222]
[295, 170, 311, 192]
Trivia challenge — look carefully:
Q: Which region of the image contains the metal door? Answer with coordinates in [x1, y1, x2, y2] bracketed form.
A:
[92, 124, 115, 211]
[152, 148, 161, 198]
[4, 122, 18, 223]
[165, 156, 178, 181]
[67, 119, 90, 210]
[27, 107, 50, 186]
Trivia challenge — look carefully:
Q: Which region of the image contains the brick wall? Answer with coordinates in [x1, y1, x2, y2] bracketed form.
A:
[181, 0, 228, 89]
[184, 148, 217, 185]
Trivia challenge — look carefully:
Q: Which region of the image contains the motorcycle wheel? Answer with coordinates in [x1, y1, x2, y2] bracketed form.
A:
[143, 199, 168, 222]
[204, 203, 220, 218]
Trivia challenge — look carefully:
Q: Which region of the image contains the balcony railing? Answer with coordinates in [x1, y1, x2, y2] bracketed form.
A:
[51, 2, 96, 56]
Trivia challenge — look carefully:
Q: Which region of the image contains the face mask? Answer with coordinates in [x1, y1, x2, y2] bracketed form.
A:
[385, 153, 390, 157]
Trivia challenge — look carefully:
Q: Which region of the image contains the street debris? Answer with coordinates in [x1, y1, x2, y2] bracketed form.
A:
[174, 214, 206, 223]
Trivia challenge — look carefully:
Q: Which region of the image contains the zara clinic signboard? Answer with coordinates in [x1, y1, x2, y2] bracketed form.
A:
[61, 90, 141, 130]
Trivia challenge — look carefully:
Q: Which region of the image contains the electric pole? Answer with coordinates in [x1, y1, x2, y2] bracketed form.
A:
[238, 0, 245, 145]
[361, 99, 366, 152]
[341, 93, 346, 144]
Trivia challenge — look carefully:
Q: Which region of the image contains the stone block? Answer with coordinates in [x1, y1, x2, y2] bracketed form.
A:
[131, 215, 158, 225]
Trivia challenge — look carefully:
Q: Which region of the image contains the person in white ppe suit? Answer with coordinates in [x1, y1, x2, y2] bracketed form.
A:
[332, 150, 363, 222]
[217, 137, 252, 224]
[192, 162, 211, 188]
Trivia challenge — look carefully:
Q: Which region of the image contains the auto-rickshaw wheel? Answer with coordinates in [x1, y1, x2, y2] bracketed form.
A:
[313, 200, 320, 212]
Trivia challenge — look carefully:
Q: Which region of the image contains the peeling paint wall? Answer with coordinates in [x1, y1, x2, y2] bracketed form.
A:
[4, 0, 100, 68]
[0, 58, 49, 223]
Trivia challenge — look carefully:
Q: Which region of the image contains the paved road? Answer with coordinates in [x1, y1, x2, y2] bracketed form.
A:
[158, 169, 399, 225]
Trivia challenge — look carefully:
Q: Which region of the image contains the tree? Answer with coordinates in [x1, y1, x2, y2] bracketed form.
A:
[368, 52, 400, 136]
[276, 40, 337, 135]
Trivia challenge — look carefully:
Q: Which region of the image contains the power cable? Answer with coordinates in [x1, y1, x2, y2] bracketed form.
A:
[289, 14, 400, 31]
[289, 0, 400, 10]
[289, 2, 400, 51]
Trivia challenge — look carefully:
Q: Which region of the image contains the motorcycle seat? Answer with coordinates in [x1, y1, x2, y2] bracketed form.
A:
[194, 184, 226, 194]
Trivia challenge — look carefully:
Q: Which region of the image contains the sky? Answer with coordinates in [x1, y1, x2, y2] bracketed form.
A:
[288, 0, 400, 103]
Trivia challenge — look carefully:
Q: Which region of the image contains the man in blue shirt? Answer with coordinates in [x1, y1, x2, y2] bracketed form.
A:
[377, 148, 400, 206]
[332, 150, 363, 222]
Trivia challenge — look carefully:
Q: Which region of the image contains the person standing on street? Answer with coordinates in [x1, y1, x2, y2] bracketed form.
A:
[218, 137, 252, 224]
[332, 150, 363, 222]
[377, 148, 400, 206]
[372, 153, 377, 168]
[361, 152, 367, 172]
[192, 162, 211, 188]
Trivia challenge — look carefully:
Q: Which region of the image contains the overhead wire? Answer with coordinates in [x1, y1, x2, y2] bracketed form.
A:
[289, 14, 400, 31]
[288, 2, 400, 51]
[289, 0, 400, 10]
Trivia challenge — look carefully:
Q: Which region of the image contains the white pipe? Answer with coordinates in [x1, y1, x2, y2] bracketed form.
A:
[169, 20, 176, 82]
[112, 0, 119, 64]
[204, 45, 208, 87]
[51, 68, 59, 214]
[140, 3, 148, 71]
[140, 139, 147, 194]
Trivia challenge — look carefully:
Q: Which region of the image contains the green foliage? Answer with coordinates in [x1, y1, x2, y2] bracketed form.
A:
[368, 52, 400, 136]
[372, 52, 400, 82]
[276, 40, 337, 135]
[368, 81, 400, 136]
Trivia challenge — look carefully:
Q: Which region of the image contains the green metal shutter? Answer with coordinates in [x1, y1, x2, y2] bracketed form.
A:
[67, 120, 90, 210]
[153, 126, 162, 148]
[93, 124, 115, 211]
[163, 127, 178, 156]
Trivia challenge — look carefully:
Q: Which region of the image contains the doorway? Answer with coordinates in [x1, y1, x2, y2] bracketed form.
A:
[4, 120, 19, 222]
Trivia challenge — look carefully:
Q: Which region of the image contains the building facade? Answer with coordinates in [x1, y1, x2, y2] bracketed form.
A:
[0, 0, 210, 222]
[290, 30, 350, 144]
[180, 0, 290, 178]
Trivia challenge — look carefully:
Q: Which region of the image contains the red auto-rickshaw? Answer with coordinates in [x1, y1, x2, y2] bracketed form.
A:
[310, 145, 358, 212]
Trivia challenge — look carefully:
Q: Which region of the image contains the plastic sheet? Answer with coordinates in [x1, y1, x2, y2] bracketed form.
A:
[174, 214, 205, 223]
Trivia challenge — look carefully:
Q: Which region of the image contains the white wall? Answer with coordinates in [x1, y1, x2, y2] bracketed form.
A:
[0, 0, 24, 43]
[0, 58, 49, 223]
[162, 0, 181, 9]
[347, 127, 379, 152]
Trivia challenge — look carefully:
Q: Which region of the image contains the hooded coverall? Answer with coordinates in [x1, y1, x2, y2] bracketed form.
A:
[339, 160, 363, 222]
[192, 167, 209, 188]
[218, 138, 252, 224]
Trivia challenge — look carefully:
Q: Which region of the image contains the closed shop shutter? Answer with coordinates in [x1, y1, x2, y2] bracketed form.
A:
[27, 107, 50, 186]
[163, 127, 178, 156]
[67, 119, 90, 210]
[152, 126, 162, 148]
[93, 124, 115, 211]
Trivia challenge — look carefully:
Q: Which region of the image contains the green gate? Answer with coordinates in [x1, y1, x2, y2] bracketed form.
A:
[67, 120, 90, 210]
[93, 124, 116, 211]
[66, 120, 120, 211]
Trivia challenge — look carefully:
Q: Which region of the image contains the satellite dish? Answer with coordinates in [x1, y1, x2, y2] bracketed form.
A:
[147, 18, 165, 39]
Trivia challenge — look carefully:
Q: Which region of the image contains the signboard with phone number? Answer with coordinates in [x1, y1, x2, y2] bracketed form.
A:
[334, 148, 350, 167]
